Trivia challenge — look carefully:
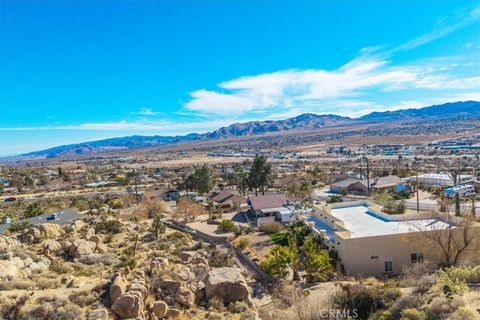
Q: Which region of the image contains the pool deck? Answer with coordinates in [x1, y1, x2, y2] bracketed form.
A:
[330, 205, 452, 238]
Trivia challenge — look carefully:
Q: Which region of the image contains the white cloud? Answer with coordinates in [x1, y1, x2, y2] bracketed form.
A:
[133, 107, 160, 116]
[184, 57, 479, 115]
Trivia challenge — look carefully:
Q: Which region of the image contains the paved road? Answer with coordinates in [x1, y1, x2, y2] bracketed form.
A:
[0, 208, 82, 234]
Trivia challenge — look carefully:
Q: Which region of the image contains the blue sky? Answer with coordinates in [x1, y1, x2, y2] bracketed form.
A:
[1, 1, 479, 156]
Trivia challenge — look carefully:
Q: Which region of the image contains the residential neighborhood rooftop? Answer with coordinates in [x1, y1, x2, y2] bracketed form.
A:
[330, 205, 452, 238]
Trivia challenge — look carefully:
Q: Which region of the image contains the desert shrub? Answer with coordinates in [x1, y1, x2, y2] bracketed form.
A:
[49, 261, 74, 274]
[118, 254, 137, 269]
[227, 301, 250, 313]
[400, 262, 436, 287]
[332, 283, 400, 319]
[234, 236, 251, 250]
[68, 290, 97, 307]
[443, 265, 480, 284]
[293, 289, 336, 320]
[435, 270, 467, 299]
[370, 310, 393, 320]
[383, 200, 406, 214]
[400, 308, 426, 320]
[166, 231, 190, 241]
[28, 303, 83, 320]
[217, 220, 236, 233]
[95, 219, 123, 234]
[426, 296, 463, 320]
[0, 295, 29, 320]
[0, 281, 34, 291]
[208, 295, 225, 310]
[37, 278, 62, 290]
[327, 195, 343, 203]
[8, 221, 32, 232]
[388, 294, 423, 319]
[451, 307, 477, 320]
[259, 222, 283, 234]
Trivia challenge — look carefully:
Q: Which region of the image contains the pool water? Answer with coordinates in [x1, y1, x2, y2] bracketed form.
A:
[308, 216, 336, 243]
[365, 210, 400, 222]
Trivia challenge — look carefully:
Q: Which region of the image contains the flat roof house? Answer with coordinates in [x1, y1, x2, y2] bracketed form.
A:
[309, 201, 480, 276]
[330, 176, 405, 196]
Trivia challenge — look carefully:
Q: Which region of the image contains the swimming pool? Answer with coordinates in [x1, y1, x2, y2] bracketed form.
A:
[308, 216, 336, 243]
[365, 210, 400, 222]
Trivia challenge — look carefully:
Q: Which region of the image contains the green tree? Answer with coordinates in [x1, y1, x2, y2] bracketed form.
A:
[152, 214, 166, 240]
[24, 202, 45, 218]
[301, 236, 333, 283]
[188, 165, 214, 194]
[233, 163, 248, 196]
[454, 193, 461, 216]
[248, 154, 272, 196]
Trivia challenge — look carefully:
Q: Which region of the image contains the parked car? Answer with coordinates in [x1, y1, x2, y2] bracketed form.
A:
[4, 197, 17, 202]
[46, 213, 59, 220]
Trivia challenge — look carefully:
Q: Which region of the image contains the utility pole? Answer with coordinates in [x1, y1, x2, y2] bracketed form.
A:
[363, 156, 370, 197]
[416, 170, 420, 213]
[134, 170, 140, 206]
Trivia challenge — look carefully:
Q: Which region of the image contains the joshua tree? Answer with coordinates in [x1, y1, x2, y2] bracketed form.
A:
[152, 214, 166, 240]
[454, 193, 461, 217]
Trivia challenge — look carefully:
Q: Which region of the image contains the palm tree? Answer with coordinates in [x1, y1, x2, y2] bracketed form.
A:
[287, 235, 301, 281]
[301, 236, 333, 283]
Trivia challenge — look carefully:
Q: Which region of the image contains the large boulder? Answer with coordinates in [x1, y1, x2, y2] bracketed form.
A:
[96, 243, 109, 254]
[157, 279, 182, 296]
[69, 239, 97, 259]
[192, 263, 209, 282]
[110, 274, 127, 304]
[42, 239, 61, 255]
[0, 260, 21, 281]
[0, 236, 22, 251]
[38, 223, 63, 238]
[205, 267, 250, 304]
[175, 287, 195, 308]
[111, 292, 144, 319]
[151, 300, 168, 318]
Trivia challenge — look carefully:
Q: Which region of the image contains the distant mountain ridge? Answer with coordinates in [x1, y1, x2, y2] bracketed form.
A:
[17, 100, 480, 159]
[360, 101, 480, 122]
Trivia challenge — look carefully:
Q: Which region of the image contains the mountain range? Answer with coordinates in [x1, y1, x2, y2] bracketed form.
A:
[16, 101, 480, 159]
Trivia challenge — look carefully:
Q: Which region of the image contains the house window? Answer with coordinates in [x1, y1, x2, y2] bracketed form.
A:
[384, 261, 393, 272]
[411, 253, 424, 263]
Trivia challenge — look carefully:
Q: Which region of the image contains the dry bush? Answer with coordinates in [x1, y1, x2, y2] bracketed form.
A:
[426, 296, 464, 320]
[68, 289, 98, 307]
[0, 281, 34, 291]
[208, 296, 225, 311]
[26, 295, 83, 320]
[0, 295, 28, 320]
[259, 222, 283, 234]
[173, 197, 204, 222]
[387, 294, 423, 319]
[233, 236, 251, 250]
[135, 194, 169, 218]
[400, 262, 437, 288]
[36, 278, 62, 290]
[293, 289, 335, 320]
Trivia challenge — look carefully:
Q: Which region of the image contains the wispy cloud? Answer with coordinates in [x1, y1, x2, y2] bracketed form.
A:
[389, 4, 480, 53]
[132, 107, 161, 116]
[0, 119, 241, 134]
[185, 58, 479, 115]
[184, 5, 480, 117]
